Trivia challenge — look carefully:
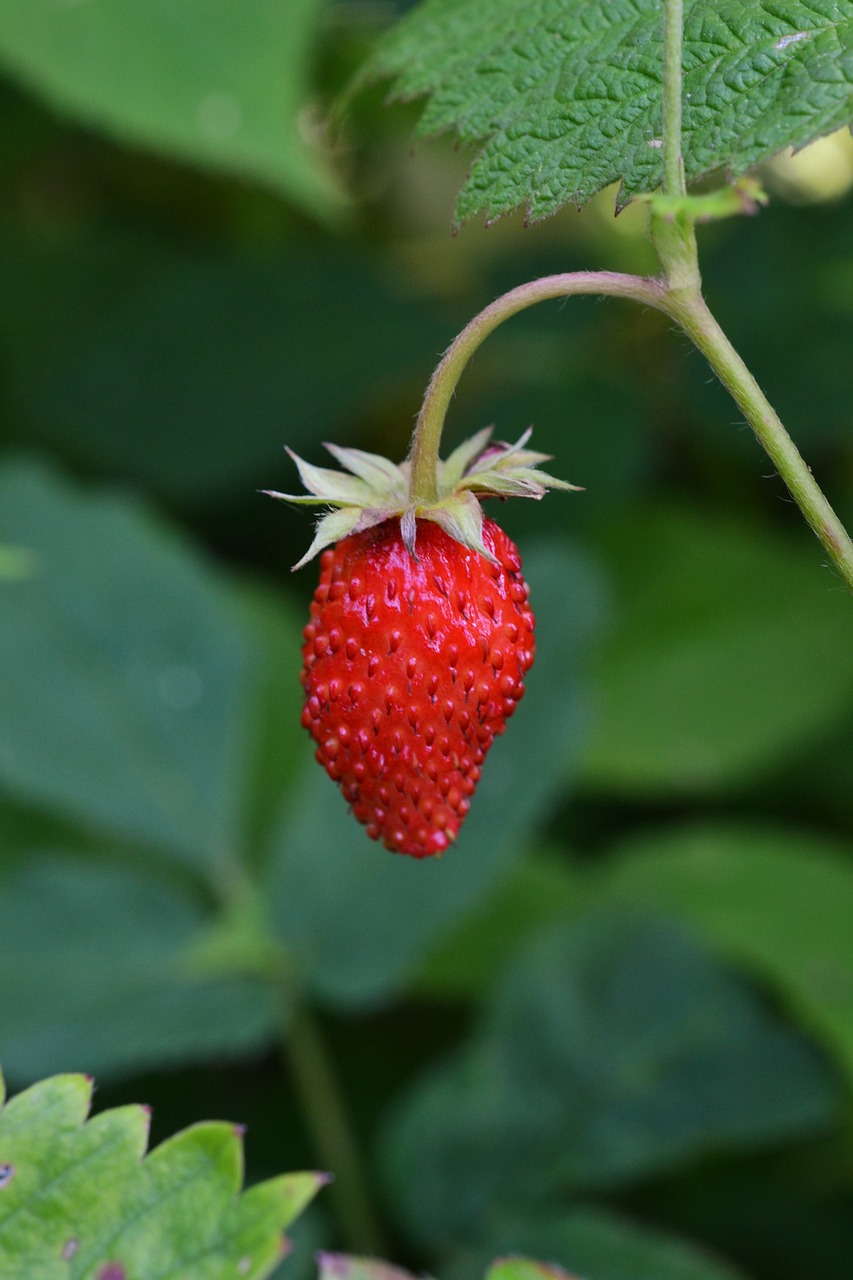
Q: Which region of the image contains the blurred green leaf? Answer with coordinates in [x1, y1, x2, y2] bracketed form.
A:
[266, 542, 605, 1006]
[0, 0, 340, 218]
[791, 721, 853, 827]
[0, 1072, 323, 1279]
[0, 544, 35, 580]
[0, 237, 450, 504]
[485, 1263, 571, 1280]
[0, 796, 98, 858]
[0, 857, 276, 1081]
[382, 914, 839, 1249]
[591, 823, 853, 1083]
[479, 1211, 747, 1280]
[414, 851, 584, 998]
[229, 580, 306, 864]
[0, 460, 255, 874]
[578, 506, 853, 794]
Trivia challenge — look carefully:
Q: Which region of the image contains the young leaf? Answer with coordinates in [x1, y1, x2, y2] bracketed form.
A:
[363, 0, 853, 222]
[0, 1073, 324, 1280]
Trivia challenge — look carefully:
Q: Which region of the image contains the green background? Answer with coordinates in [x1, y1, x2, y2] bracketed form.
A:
[0, 2, 852, 1278]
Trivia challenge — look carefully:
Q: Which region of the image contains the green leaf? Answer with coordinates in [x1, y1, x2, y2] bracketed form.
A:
[591, 822, 853, 1083]
[0, 1073, 324, 1280]
[0, 857, 277, 1081]
[481, 1211, 748, 1280]
[578, 506, 853, 794]
[0, 460, 254, 874]
[266, 542, 606, 1007]
[381, 914, 839, 1249]
[0, 0, 340, 219]
[364, 0, 853, 222]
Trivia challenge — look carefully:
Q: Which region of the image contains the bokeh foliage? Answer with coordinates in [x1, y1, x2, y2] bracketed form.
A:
[0, 3, 852, 1279]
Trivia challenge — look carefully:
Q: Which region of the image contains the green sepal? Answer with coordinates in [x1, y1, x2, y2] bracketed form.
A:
[272, 427, 578, 567]
[286, 448, 376, 505]
[438, 425, 495, 489]
[324, 443, 409, 499]
[423, 491, 496, 562]
[292, 508, 364, 571]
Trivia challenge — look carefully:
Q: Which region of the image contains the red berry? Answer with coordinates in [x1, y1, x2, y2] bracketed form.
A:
[301, 517, 535, 857]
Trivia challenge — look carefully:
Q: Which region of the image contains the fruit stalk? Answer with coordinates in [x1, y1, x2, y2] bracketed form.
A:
[407, 271, 670, 506]
[269, 431, 574, 856]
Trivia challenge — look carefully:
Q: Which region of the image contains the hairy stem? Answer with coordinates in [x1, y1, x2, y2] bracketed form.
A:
[281, 985, 386, 1256]
[407, 271, 670, 505]
[406, 263, 853, 590]
[404, 0, 853, 589]
[652, 0, 853, 588]
[667, 292, 853, 589]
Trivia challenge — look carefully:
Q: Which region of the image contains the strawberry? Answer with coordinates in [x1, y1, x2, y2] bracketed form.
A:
[300, 516, 534, 856]
[266, 428, 577, 858]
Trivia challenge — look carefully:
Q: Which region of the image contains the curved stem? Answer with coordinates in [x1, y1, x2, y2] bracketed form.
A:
[404, 0, 852, 590]
[406, 263, 853, 591]
[407, 271, 669, 504]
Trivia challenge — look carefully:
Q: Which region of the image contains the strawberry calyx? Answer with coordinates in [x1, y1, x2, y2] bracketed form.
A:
[264, 427, 580, 569]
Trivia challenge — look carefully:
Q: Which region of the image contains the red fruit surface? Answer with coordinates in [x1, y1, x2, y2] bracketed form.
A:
[300, 516, 535, 858]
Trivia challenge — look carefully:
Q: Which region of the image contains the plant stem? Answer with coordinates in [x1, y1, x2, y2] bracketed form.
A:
[407, 271, 669, 505]
[405, 0, 853, 590]
[666, 291, 853, 589]
[652, 0, 853, 589]
[650, 0, 699, 294]
[406, 260, 853, 590]
[661, 0, 686, 198]
[281, 983, 386, 1256]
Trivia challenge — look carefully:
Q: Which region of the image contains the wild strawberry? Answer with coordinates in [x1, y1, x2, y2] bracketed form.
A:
[266, 427, 578, 858]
